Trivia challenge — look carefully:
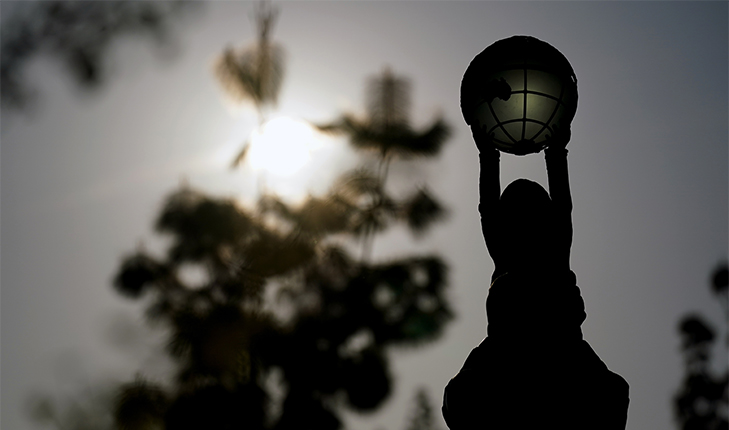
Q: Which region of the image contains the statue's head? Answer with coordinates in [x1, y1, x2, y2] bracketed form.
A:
[500, 179, 551, 222]
[498, 179, 555, 262]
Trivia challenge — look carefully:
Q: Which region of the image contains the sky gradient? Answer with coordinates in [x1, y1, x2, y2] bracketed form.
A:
[2, 2, 728, 430]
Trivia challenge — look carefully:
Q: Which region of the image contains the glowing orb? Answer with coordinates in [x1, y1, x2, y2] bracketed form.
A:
[461, 36, 578, 155]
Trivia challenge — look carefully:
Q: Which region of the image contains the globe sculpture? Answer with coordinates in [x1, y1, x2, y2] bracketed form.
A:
[444, 36, 629, 430]
[461, 35, 578, 155]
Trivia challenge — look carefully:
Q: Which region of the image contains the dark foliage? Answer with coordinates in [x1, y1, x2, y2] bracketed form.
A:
[675, 264, 728, 430]
[318, 114, 450, 159]
[115, 379, 168, 430]
[317, 68, 450, 159]
[403, 188, 447, 235]
[1, 1, 197, 109]
[21, 3, 453, 428]
[106, 63, 453, 429]
[213, 0, 284, 115]
[113, 253, 170, 299]
[110, 176, 452, 428]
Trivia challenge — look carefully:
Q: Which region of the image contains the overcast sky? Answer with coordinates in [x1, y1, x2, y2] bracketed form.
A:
[2, 2, 727, 430]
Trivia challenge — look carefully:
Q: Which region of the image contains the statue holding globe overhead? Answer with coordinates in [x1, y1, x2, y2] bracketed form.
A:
[442, 36, 629, 430]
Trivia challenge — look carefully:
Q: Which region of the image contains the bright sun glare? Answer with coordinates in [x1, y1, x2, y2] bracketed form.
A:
[247, 116, 322, 177]
[214, 114, 356, 205]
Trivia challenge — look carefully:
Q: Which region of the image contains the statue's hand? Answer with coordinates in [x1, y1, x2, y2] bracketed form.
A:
[545, 125, 571, 152]
[471, 125, 497, 153]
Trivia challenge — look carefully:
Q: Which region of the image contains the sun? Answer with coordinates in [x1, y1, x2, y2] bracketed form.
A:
[247, 116, 322, 177]
[214, 114, 357, 205]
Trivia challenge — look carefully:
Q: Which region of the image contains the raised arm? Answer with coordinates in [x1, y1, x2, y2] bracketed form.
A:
[545, 146, 573, 213]
[473, 126, 501, 257]
[544, 144, 573, 265]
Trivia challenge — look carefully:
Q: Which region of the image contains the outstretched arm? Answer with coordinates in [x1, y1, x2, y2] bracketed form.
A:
[544, 144, 573, 264]
[474, 126, 501, 257]
[545, 146, 573, 213]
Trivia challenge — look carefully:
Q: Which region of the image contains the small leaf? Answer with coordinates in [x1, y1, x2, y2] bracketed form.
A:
[403, 187, 446, 235]
[114, 253, 168, 298]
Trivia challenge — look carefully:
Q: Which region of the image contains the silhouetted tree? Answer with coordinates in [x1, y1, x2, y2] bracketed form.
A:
[111, 107, 452, 429]
[0, 1, 197, 109]
[21, 2, 453, 428]
[108, 4, 453, 430]
[317, 67, 449, 261]
[675, 264, 728, 430]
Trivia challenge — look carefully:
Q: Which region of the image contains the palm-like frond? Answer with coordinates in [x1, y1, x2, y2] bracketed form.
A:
[315, 115, 361, 139]
[332, 169, 398, 238]
[213, 1, 284, 109]
[367, 67, 411, 130]
[401, 116, 450, 157]
[213, 43, 284, 108]
[316, 113, 450, 158]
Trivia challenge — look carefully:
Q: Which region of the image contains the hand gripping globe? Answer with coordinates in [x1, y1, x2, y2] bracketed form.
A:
[461, 36, 578, 155]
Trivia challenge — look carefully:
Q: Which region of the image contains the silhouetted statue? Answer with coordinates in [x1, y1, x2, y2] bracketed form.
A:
[442, 128, 630, 429]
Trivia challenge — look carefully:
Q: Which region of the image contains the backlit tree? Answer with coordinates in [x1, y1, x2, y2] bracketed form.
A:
[110, 3, 453, 430]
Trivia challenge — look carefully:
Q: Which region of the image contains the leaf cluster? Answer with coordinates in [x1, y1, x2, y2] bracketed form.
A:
[1, 1, 196, 109]
[110, 59, 452, 430]
[213, 1, 284, 113]
[318, 69, 450, 159]
[675, 264, 728, 430]
[213, 43, 284, 110]
[258, 170, 446, 241]
[112, 181, 452, 429]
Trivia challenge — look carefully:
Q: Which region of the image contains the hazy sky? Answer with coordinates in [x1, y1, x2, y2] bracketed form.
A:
[2, 2, 727, 430]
